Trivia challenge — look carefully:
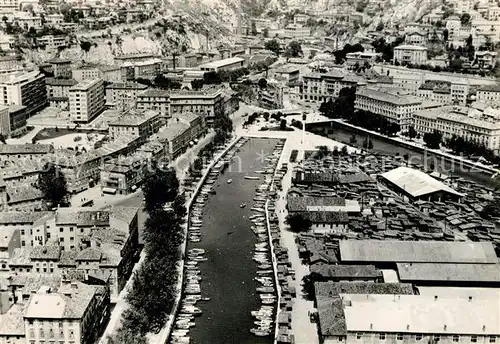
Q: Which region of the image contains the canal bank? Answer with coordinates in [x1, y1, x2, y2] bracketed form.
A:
[171, 137, 283, 344]
[306, 120, 498, 188]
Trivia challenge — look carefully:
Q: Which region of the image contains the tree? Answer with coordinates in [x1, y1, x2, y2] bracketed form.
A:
[142, 168, 179, 213]
[80, 41, 91, 54]
[264, 39, 281, 56]
[460, 13, 471, 25]
[285, 41, 302, 58]
[423, 130, 442, 149]
[37, 163, 68, 208]
[316, 145, 330, 159]
[340, 145, 349, 155]
[376, 21, 384, 31]
[280, 119, 286, 130]
[443, 29, 449, 41]
[0, 134, 5, 144]
[262, 28, 269, 38]
[258, 78, 267, 89]
[191, 79, 204, 90]
[251, 21, 257, 36]
[285, 213, 312, 232]
[408, 126, 417, 140]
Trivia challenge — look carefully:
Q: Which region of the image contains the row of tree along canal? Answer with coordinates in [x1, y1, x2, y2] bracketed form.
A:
[306, 121, 497, 188]
[170, 137, 284, 344]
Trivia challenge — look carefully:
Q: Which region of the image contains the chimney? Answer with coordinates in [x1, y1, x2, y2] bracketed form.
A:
[483, 325, 486, 331]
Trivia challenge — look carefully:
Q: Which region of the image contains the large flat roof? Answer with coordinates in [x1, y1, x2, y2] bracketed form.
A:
[379, 166, 464, 198]
[339, 240, 498, 264]
[198, 57, 244, 69]
[397, 262, 500, 282]
[342, 294, 500, 335]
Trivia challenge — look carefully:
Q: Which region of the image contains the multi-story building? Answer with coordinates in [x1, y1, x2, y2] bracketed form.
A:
[154, 113, 204, 159]
[299, 70, 364, 103]
[355, 87, 423, 131]
[14, 13, 42, 30]
[0, 0, 18, 13]
[0, 105, 9, 137]
[450, 81, 469, 106]
[71, 65, 101, 82]
[417, 81, 452, 104]
[105, 82, 148, 110]
[0, 144, 53, 163]
[474, 51, 497, 69]
[46, 78, 78, 109]
[136, 88, 170, 117]
[46, 58, 72, 78]
[198, 57, 245, 73]
[393, 45, 428, 65]
[98, 65, 122, 83]
[100, 154, 149, 195]
[0, 34, 15, 52]
[108, 109, 162, 142]
[69, 79, 105, 123]
[120, 59, 163, 81]
[169, 87, 225, 125]
[476, 84, 500, 105]
[24, 282, 110, 344]
[0, 71, 47, 118]
[284, 24, 311, 38]
[0, 55, 23, 75]
[413, 105, 500, 153]
[8, 105, 27, 138]
[319, 293, 499, 344]
[45, 13, 64, 26]
[404, 31, 428, 46]
[37, 35, 67, 51]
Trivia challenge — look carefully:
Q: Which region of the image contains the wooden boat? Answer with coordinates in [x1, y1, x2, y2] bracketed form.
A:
[244, 176, 260, 180]
[227, 179, 233, 184]
[240, 203, 246, 208]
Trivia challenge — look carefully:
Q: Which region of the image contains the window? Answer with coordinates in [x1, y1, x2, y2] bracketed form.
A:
[490, 337, 496, 343]
[472, 336, 478, 343]
[397, 334, 404, 341]
[434, 336, 440, 342]
[453, 335, 460, 342]
[416, 334, 423, 341]
[356, 333, 363, 340]
[380, 333, 386, 340]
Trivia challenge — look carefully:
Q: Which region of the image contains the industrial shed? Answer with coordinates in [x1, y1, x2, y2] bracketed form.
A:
[396, 262, 500, 287]
[339, 240, 498, 266]
[378, 166, 464, 201]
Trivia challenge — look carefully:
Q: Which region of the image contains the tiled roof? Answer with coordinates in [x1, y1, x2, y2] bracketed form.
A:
[46, 78, 78, 86]
[7, 186, 44, 203]
[0, 144, 53, 155]
[0, 228, 17, 248]
[29, 246, 62, 260]
[138, 88, 170, 97]
[302, 211, 349, 223]
[76, 247, 102, 261]
[310, 264, 382, 279]
[0, 304, 25, 336]
[109, 205, 139, 225]
[0, 211, 51, 224]
[9, 247, 33, 266]
[106, 82, 148, 90]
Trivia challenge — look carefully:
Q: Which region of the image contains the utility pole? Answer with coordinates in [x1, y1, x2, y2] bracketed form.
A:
[172, 51, 177, 71]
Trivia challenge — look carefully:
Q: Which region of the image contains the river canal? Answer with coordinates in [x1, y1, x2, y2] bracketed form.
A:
[307, 121, 497, 188]
[186, 137, 278, 344]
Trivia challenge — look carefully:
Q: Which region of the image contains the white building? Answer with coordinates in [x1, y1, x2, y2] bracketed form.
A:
[413, 105, 500, 153]
[476, 84, 500, 105]
[0, 70, 47, 117]
[355, 87, 423, 130]
[284, 23, 311, 38]
[300, 70, 365, 103]
[69, 79, 105, 123]
[72, 66, 101, 82]
[393, 45, 428, 65]
[198, 57, 245, 73]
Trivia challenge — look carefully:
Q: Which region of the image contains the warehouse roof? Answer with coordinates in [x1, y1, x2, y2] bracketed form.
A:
[310, 264, 382, 279]
[339, 240, 498, 264]
[342, 294, 500, 335]
[397, 263, 500, 282]
[379, 166, 463, 198]
[199, 57, 244, 69]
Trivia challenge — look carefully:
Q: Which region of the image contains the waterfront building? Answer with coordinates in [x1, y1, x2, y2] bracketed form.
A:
[413, 105, 500, 154]
[154, 113, 203, 159]
[378, 166, 464, 202]
[198, 57, 245, 73]
[354, 87, 422, 131]
[105, 82, 148, 110]
[169, 87, 224, 125]
[69, 79, 105, 123]
[108, 109, 162, 142]
[300, 70, 364, 103]
[0, 71, 47, 118]
[393, 45, 428, 65]
[319, 293, 500, 344]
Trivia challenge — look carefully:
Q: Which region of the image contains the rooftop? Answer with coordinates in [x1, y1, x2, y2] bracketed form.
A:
[342, 294, 500, 335]
[138, 88, 169, 98]
[302, 211, 349, 223]
[397, 262, 500, 282]
[0, 228, 17, 248]
[310, 264, 382, 279]
[46, 78, 79, 87]
[340, 240, 498, 264]
[379, 166, 464, 198]
[357, 87, 422, 106]
[70, 78, 103, 91]
[47, 58, 71, 64]
[0, 144, 53, 155]
[106, 82, 149, 90]
[0, 211, 51, 224]
[109, 109, 159, 127]
[198, 57, 244, 69]
[155, 122, 190, 142]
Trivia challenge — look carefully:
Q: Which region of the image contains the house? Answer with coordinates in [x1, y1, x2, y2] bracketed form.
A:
[302, 211, 349, 234]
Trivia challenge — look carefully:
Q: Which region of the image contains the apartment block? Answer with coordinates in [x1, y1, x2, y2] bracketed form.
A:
[0, 71, 47, 118]
[355, 87, 422, 131]
[136, 88, 170, 117]
[477, 84, 500, 105]
[108, 109, 162, 142]
[393, 45, 428, 65]
[105, 82, 148, 110]
[413, 105, 500, 153]
[69, 79, 105, 123]
[169, 87, 225, 125]
[46, 58, 72, 78]
[300, 70, 364, 103]
[72, 66, 101, 82]
[0, 104, 9, 137]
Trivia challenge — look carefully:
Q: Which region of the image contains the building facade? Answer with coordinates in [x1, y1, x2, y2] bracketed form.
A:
[169, 87, 224, 125]
[69, 79, 105, 123]
[0, 71, 47, 118]
[105, 82, 148, 110]
[393, 45, 428, 65]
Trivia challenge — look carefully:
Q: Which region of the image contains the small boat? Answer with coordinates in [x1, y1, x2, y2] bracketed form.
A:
[244, 176, 260, 180]
[227, 179, 233, 184]
[240, 203, 246, 208]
